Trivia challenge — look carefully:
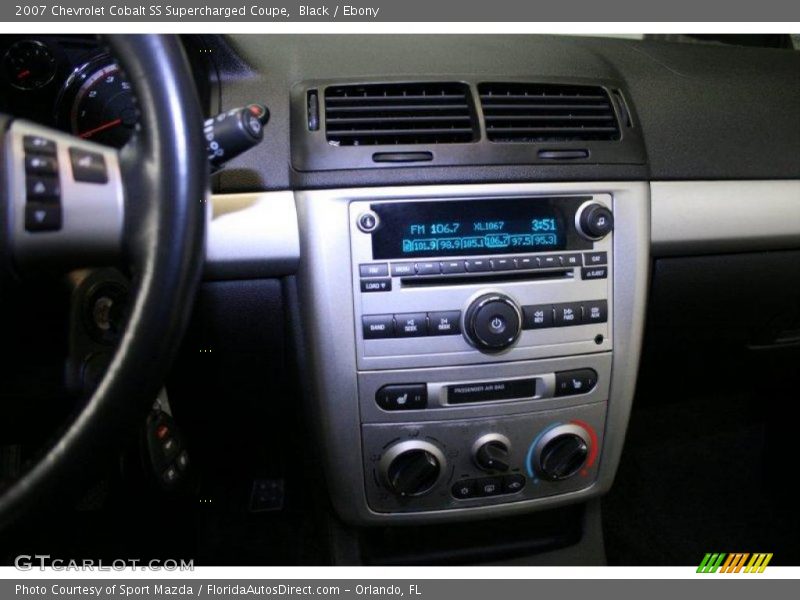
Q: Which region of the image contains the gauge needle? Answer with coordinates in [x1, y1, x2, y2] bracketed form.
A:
[79, 118, 123, 139]
[17, 69, 31, 80]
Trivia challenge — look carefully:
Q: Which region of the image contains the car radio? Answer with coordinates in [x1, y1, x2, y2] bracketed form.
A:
[349, 194, 613, 371]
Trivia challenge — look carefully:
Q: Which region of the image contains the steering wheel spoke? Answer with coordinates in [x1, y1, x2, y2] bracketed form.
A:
[4, 119, 124, 271]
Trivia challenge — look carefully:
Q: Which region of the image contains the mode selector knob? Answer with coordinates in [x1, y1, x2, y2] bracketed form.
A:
[576, 202, 614, 240]
[380, 440, 446, 497]
[473, 434, 511, 472]
[464, 293, 522, 352]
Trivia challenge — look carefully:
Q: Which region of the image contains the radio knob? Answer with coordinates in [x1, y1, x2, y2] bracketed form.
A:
[464, 293, 522, 352]
[380, 440, 445, 497]
[577, 202, 614, 240]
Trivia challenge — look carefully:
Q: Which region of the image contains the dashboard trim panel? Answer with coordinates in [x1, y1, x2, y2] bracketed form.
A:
[294, 182, 649, 524]
[651, 180, 800, 256]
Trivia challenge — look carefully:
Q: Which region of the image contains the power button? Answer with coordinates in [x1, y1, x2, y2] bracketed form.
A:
[488, 316, 507, 334]
[357, 211, 380, 233]
[464, 294, 522, 352]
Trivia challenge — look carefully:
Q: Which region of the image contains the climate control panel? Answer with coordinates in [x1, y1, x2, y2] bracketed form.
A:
[362, 403, 605, 513]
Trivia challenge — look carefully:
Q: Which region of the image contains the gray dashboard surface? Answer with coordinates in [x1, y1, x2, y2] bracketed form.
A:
[210, 35, 800, 192]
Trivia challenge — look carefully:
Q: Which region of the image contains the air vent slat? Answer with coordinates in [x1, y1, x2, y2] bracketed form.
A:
[478, 83, 621, 143]
[326, 103, 470, 114]
[325, 83, 477, 146]
[331, 128, 476, 137]
[480, 94, 607, 102]
[482, 103, 611, 111]
[326, 94, 466, 104]
[483, 115, 615, 122]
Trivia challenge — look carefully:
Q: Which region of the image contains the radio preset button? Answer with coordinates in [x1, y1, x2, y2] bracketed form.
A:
[360, 278, 392, 293]
[440, 260, 466, 274]
[555, 369, 598, 396]
[581, 266, 608, 280]
[428, 311, 461, 336]
[359, 263, 389, 278]
[362, 315, 395, 339]
[376, 384, 427, 410]
[465, 259, 492, 273]
[540, 255, 559, 269]
[416, 261, 441, 276]
[491, 257, 514, 271]
[395, 313, 428, 337]
[583, 300, 608, 323]
[554, 303, 582, 327]
[390, 262, 416, 277]
[514, 256, 538, 270]
[522, 304, 555, 329]
[584, 251, 608, 266]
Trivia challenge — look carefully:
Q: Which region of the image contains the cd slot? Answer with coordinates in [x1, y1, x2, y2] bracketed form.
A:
[401, 269, 573, 287]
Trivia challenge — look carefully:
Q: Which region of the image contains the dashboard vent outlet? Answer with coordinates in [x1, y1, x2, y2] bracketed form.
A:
[325, 83, 477, 146]
[478, 83, 621, 142]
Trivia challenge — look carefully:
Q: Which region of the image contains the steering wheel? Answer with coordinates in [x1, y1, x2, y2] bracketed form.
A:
[0, 36, 207, 528]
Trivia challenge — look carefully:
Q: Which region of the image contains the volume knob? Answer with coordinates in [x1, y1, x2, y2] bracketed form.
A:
[464, 293, 522, 352]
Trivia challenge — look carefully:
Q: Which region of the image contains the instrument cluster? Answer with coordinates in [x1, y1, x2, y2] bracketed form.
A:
[1, 35, 212, 148]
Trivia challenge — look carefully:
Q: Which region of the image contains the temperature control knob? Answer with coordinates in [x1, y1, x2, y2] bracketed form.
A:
[533, 424, 591, 481]
[380, 440, 446, 497]
[576, 202, 614, 240]
[473, 434, 511, 472]
[464, 293, 522, 352]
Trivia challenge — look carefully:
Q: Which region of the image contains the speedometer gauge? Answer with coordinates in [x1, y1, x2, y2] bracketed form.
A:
[55, 56, 138, 148]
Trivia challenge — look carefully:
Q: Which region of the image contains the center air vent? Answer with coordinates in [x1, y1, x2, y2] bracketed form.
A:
[324, 83, 477, 146]
[478, 83, 621, 143]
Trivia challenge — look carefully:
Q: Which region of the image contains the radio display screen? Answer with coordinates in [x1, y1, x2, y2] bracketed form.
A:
[370, 197, 590, 259]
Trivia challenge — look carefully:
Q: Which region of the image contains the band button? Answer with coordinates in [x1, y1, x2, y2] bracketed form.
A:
[362, 315, 395, 339]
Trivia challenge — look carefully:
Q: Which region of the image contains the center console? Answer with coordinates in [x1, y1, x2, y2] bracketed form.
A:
[295, 182, 649, 524]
